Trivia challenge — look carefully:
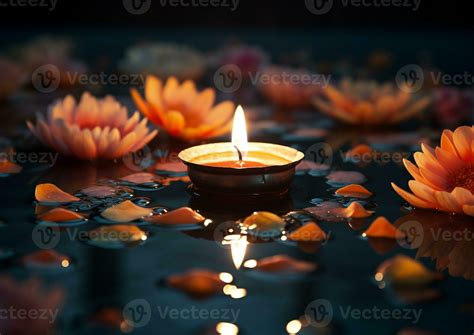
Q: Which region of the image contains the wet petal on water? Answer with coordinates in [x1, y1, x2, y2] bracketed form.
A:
[35, 183, 80, 204]
[326, 171, 367, 186]
[101, 200, 153, 222]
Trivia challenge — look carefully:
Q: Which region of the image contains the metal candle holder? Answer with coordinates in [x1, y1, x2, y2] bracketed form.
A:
[179, 142, 304, 196]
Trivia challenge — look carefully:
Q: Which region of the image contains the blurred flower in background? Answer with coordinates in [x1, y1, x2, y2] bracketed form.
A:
[210, 43, 269, 80]
[132, 76, 235, 141]
[258, 65, 324, 109]
[0, 57, 26, 101]
[27, 92, 157, 159]
[120, 43, 206, 81]
[0, 276, 64, 335]
[433, 87, 474, 127]
[10, 36, 87, 88]
[313, 78, 431, 125]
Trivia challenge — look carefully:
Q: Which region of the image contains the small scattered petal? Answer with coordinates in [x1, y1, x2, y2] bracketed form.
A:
[101, 200, 152, 222]
[288, 222, 327, 242]
[37, 208, 84, 222]
[363, 217, 402, 239]
[147, 207, 205, 225]
[335, 184, 373, 198]
[35, 183, 80, 203]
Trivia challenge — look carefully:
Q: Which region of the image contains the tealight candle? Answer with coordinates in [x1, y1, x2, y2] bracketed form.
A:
[179, 105, 304, 195]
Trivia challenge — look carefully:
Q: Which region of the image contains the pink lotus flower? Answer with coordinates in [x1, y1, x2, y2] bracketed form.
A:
[27, 92, 157, 159]
[392, 125, 474, 217]
[433, 87, 474, 127]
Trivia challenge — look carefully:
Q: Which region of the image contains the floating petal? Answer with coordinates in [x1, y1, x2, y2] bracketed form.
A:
[326, 171, 367, 186]
[341, 202, 374, 219]
[166, 269, 227, 299]
[37, 208, 84, 222]
[249, 255, 317, 274]
[363, 217, 402, 239]
[375, 254, 442, 286]
[120, 173, 157, 184]
[81, 185, 117, 198]
[335, 184, 373, 198]
[288, 222, 327, 242]
[87, 225, 147, 248]
[242, 211, 286, 237]
[148, 207, 205, 225]
[22, 250, 71, 270]
[0, 161, 22, 174]
[35, 183, 80, 203]
[101, 200, 152, 222]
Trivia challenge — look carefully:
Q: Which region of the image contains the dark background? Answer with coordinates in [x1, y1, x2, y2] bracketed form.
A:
[0, 0, 472, 29]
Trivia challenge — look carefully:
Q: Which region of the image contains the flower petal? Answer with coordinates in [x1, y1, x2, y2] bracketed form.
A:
[391, 183, 434, 209]
[37, 208, 84, 222]
[363, 217, 401, 239]
[35, 183, 80, 203]
[335, 184, 373, 198]
[101, 200, 153, 222]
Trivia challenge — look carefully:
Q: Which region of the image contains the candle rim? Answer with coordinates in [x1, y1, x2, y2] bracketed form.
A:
[179, 142, 304, 172]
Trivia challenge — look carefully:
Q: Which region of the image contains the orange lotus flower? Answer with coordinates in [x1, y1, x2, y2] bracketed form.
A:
[313, 78, 431, 125]
[131, 76, 235, 141]
[258, 66, 323, 109]
[27, 92, 157, 159]
[392, 125, 474, 217]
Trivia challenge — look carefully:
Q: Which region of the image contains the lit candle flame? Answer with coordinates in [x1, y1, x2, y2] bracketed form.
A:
[230, 235, 248, 270]
[231, 105, 248, 161]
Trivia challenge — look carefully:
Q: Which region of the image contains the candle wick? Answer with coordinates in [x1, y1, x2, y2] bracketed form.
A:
[234, 145, 243, 162]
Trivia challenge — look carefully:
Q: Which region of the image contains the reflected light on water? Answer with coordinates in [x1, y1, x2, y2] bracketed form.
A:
[374, 272, 383, 281]
[231, 235, 248, 269]
[286, 319, 302, 334]
[230, 288, 247, 299]
[243, 259, 257, 268]
[223, 284, 237, 295]
[219, 272, 234, 283]
[216, 322, 239, 335]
